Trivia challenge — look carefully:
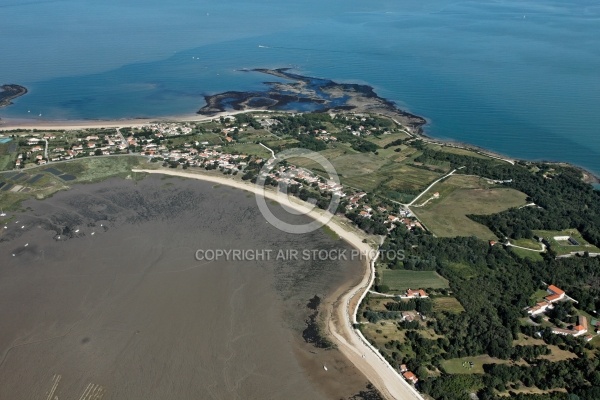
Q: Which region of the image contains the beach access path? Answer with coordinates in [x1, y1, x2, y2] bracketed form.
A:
[132, 168, 424, 400]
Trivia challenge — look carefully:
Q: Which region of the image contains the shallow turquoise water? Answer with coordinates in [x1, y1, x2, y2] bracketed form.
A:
[1, 0, 599, 175]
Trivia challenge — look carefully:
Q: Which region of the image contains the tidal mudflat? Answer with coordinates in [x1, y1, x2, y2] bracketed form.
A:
[0, 175, 372, 399]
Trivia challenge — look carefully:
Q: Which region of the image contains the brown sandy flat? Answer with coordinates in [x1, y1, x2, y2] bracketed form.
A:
[0, 176, 370, 399]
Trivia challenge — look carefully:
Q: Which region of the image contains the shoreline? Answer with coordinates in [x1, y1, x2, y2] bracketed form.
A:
[2, 112, 598, 183]
[0, 109, 281, 131]
[132, 168, 423, 400]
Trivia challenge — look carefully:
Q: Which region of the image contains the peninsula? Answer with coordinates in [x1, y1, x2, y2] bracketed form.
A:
[198, 68, 426, 131]
[0, 84, 27, 108]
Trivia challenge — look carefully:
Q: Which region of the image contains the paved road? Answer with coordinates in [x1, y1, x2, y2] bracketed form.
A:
[328, 255, 424, 400]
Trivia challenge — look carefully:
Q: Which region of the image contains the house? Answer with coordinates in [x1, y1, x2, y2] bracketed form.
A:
[551, 316, 588, 337]
[402, 311, 417, 322]
[403, 371, 418, 384]
[406, 289, 428, 298]
[574, 316, 588, 336]
[545, 285, 565, 302]
[528, 301, 552, 315]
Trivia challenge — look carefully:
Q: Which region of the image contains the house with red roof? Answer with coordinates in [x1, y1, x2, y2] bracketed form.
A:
[403, 371, 418, 384]
[406, 289, 428, 298]
[546, 285, 565, 302]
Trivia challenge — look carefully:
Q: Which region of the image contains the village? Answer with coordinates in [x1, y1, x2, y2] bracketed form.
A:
[3, 115, 426, 235]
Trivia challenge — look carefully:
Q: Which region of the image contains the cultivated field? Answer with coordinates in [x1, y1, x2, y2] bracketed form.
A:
[381, 269, 449, 292]
[432, 297, 465, 313]
[412, 175, 528, 240]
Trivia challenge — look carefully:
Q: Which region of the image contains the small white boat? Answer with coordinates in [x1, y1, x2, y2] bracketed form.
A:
[323, 365, 328, 371]
[24, 243, 28, 247]
[75, 229, 80, 233]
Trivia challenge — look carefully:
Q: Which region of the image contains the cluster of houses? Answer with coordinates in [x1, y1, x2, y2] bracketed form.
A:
[15, 131, 129, 168]
[260, 163, 346, 198]
[527, 285, 595, 341]
[147, 123, 193, 137]
[527, 285, 567, 316]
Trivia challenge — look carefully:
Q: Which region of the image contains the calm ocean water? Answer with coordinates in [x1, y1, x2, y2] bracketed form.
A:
[1, 0, 599, 175]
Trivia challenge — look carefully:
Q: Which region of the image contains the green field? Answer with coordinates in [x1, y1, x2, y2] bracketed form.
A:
[441, 355, 512, 375]
[433, 297, 465, 313]
[510, 247, 544, 261]
[0, 142, 17, 171]
[533, 229, 600, 256]
[53, 156, 149, 183]
[510, 238, 544, 250]
[0, 156, 153, 212]
[381, 269, 449, 292]
[412, 175, 528, 240]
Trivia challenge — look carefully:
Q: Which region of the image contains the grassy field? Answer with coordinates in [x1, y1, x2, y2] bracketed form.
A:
[425, 143, 491, 159]
[510, 247, 544, 261]
[381, 269, 449, 292]
[433, 297, 465, 313]
[221, 143, 271, 159]
[0, 156, 152, 212]
[53, 156, 150, 183]
[447, 262, 480, 280]
[533, 229, 600, 256]
[510, 238, 544, 250]
[287, 141, 445, 201]
[512, 334, 577, 362]
[412, 175, 527, 240]
[0, 141, 18, 171]
[441, 355, 513, 375]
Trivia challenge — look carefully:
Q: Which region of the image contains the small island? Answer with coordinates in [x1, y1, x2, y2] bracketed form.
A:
[0, 84, 28, 108]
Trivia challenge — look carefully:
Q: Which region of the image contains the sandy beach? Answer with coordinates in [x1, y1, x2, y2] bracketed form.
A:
[133, 168, 424, 400]
[0, 110, 283, 131]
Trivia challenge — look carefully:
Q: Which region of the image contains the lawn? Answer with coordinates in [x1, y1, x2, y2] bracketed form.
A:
[381, 269, 449, 292]
[412, 175, 527, 240]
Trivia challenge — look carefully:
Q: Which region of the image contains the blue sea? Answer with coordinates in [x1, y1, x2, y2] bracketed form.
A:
[1, 0, 599, 175]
